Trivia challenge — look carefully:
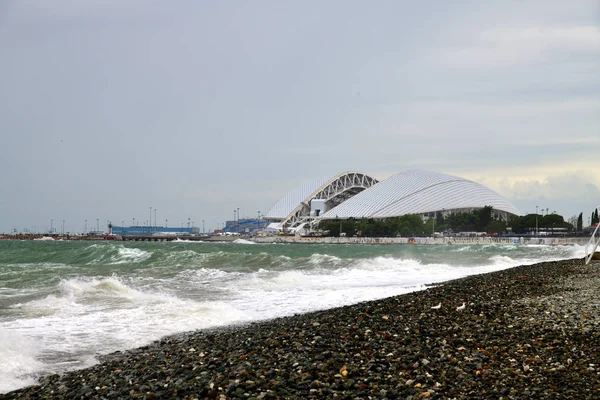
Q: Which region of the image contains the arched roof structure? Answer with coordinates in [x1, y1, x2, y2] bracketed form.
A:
[320, 169, 520, 219]
[264, 171, 379, 229]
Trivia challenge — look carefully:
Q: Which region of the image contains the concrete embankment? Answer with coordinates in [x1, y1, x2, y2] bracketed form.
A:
[251, 236, 591, 246]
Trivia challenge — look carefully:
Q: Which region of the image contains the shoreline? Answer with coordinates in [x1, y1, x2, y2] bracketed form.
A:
[0, 234, 591, 247]
[5, 258, 600, 398]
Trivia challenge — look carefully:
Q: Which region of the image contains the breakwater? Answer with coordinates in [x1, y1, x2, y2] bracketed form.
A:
[252, 235, 590, 246]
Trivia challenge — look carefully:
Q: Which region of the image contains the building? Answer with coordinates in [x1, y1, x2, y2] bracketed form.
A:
[263, 171, 379, 233]
[222, 218, 268, 234]
[264, 169, 520, 233]
[111, 226, 199, 236]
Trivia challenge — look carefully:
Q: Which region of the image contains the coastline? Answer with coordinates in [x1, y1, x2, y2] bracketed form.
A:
[5, 258, 600, 399]
[0, 233, 591, 247]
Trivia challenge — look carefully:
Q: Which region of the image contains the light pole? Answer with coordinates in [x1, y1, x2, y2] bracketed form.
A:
[149, 207, 152, 234]
[62, 220, 65, 235]
[237, 208, 240, 233]
[85, 219, 87, 233]
[50, 219, 53, 234]
[165, 219, 168, 228]
[133, 217, 135, 228]
[202, 220, 205, 234]
[154, 208, 157, 229]
[535, 205, 538, 237]
[257, 211, 260, 232]
[96, 218, 99, 232]
[233, 210, 236, 233]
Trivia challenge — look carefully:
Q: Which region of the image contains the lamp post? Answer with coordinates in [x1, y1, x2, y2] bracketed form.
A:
[233, 210, 236, 233]
[62, 220, 65, 235]
[535, 205, 538, 237]
[202, 220, 205, 234]
[85, 219, 87, 233]
[149, 207, 152, 235]
[154, 208, 157, 230]
[237, 208, 240, 233]
[165, 219, 168, 229]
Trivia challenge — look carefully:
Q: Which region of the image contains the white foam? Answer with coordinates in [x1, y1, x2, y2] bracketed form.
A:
[233, 239, 255, 245]
[111, 247, 151, 264]
[0, 328, 45, 393]
[0, 242, 584, 393]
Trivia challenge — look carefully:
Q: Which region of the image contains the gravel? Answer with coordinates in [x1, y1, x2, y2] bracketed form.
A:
[5, 258, 600, 399]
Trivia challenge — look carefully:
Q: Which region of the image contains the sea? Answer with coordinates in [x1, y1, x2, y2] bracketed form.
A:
[0, 239, 584, 393]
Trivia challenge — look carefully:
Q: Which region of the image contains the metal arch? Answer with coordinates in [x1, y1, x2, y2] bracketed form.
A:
[280, 172, 378, 231]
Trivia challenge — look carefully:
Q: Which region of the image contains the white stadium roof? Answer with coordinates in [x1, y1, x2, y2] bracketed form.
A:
[263, 177, 329, 219]
[263, 171, 379, 226]
[320, 169, 520, 219]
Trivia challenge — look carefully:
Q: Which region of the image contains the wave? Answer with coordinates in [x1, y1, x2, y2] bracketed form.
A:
[232, 239, 256, 245]
[0, 327, 46, 394]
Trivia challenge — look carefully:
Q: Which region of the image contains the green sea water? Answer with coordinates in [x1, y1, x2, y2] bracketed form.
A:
[0, 239, 583, 393]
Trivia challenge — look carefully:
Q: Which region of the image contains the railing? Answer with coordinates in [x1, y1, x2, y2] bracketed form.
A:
[584, 206, 600, 265]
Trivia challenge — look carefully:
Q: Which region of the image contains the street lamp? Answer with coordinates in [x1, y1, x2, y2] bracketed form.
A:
[233, 210, 236, 232]
[237, 208, 240, 233]
[149, 207, 152, 234]
[535, 206, 538, 237]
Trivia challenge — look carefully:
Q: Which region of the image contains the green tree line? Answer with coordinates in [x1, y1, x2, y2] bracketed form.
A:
[315, 206, 575, 237]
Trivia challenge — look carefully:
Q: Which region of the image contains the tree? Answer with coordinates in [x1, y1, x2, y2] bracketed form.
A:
[577, 212, 583, 232]
[477, 206, 494, 232]
[485, 219, 507, 235]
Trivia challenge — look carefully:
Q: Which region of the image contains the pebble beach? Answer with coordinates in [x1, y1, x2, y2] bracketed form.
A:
[5, 258, 600, 399]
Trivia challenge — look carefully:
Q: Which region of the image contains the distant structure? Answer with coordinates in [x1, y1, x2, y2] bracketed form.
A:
[111, 226, 199, 236]
[264, 169, 520, 233]
[263, 171, 379, 233]
[223, 218, 267, 234]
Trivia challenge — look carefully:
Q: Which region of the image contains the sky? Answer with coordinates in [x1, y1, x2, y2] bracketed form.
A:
[1, 0, 599, 234]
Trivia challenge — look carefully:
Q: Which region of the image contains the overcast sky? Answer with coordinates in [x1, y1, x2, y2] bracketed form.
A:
[1, 0, 599, 233]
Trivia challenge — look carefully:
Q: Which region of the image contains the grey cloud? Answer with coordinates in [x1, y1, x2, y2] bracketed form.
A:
[1, 0, 599, 232]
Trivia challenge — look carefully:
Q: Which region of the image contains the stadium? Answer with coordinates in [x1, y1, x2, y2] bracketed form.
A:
[263, 169, 520, 233]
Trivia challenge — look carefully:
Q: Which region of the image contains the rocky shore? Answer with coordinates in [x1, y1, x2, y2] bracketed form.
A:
[6, 258, 600, 399]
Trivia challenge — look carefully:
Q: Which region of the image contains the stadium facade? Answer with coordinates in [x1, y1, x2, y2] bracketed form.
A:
[264, 169, 520, 233]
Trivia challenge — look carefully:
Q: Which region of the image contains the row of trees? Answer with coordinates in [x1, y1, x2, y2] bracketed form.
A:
[314, 206, 576, 237]
[591, 209, 600, 225]
[574, 208, 599, 233]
